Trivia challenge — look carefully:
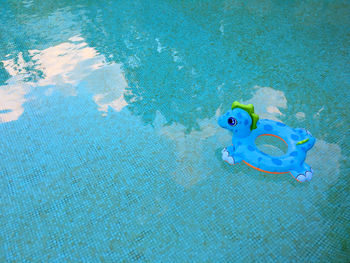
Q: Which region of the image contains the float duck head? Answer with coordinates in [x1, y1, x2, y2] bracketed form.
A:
[218, 101, 259, 138]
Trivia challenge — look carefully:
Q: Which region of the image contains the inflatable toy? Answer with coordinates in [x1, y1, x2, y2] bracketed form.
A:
[218, 101, 315, 182]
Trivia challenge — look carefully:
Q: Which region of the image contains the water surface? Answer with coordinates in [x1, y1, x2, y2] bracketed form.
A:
[1, 0, 349, 262]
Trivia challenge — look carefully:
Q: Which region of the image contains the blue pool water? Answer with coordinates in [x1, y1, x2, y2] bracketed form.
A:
[1, 0, 349, 262]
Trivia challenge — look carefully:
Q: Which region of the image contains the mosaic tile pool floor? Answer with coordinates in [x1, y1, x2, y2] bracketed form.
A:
[1, 0, 349, 262]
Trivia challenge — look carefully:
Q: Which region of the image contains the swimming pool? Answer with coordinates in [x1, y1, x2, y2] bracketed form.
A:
[1, 0, 349, 261]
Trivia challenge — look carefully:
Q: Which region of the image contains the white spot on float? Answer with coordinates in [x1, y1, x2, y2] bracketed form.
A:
[296, 174, 306, 182]
[305, 171, 313, 181]
[221, 148, 234, 164]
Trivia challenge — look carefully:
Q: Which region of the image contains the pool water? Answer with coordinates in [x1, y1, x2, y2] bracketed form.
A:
[1, 0, 349, 262]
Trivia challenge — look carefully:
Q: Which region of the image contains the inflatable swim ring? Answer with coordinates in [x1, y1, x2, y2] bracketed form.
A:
[218, 101, 315, 182]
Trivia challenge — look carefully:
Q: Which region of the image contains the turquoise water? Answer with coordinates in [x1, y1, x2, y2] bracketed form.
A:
[1, 0, 349, 261]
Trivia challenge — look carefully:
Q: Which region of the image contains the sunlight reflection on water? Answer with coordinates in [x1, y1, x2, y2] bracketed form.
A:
[0, 36, 129, 122]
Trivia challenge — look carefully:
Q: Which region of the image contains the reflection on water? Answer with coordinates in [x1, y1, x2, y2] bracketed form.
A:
[0, 36, 129, 122]
[242, 86, 287, 121]
[83, 63, 129, 113]
[307, 140, 341, 186]
[154, 110, 222, 187]
[1, 1, 349, 261]
[0, 39, 344, 188]
[160, 85, 343, 187]
[0, 76, 29, 123]
[241, 86, 342, 185]
[29, 36, 104, 88]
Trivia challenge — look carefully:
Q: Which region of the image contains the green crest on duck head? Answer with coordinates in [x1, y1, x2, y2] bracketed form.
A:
[231, 101, 259, 130]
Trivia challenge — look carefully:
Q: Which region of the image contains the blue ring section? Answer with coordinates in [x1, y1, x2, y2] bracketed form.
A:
[232, 119, 315, 173]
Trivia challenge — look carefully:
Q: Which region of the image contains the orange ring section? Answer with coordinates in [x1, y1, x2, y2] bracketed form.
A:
[241, 161, 301, 183]
[224, 160, 237, 166]
[257, 134, 288, 145]
[242, 160, 289, 174]
[289, 172, 302, 183]
[225, 137, 302, 182]
[224, 157, 301, 182]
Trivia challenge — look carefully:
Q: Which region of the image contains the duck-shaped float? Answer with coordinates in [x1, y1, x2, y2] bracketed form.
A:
[218, 101, 315, 182]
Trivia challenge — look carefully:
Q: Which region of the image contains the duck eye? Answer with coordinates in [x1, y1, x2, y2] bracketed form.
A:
[228, 117, 237, 126]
